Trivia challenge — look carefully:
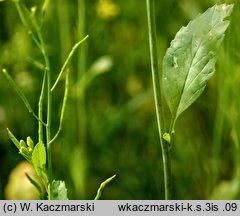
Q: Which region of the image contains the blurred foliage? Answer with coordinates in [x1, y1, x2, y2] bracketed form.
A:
[0, 0, 239, 199]
[4, 161, 43, 200]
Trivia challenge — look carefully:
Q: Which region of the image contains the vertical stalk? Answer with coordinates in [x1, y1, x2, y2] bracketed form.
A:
[46, 67, 52, 200]
[38, 69, 47, 143]
[37, 29, 52, 199]
[146, 0, 172, 199]
[15, 1, 53, 199]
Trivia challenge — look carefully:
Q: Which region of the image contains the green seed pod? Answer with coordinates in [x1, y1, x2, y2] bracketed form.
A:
[26, 136, 34, 149]
[19, 140, 27, 148]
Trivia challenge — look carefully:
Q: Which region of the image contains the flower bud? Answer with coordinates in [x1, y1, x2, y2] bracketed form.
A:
[26, 136, 34, 149]
[163, 133, 171, 144]
[20, 140, 27, 148]
[19, 147, 29, 156]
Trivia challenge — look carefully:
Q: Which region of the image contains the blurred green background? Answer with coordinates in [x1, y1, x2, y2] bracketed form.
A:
[0, 0, 239, 199]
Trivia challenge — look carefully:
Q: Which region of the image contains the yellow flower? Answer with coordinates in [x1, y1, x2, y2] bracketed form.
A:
[97, 0, 120, 20]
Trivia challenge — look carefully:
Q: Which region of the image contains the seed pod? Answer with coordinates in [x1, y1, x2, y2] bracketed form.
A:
[20, 140, 27, 148]
[27, 136, 34, 149]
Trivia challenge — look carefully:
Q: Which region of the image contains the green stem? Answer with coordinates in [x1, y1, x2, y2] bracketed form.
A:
[38, 69, 47, 143]
[36, 27, 52, 199]
[15, 0, 54, 199]
[146, 0, 172, 199]
[46, 65, 52, 200]
[44, 67, 52, 200]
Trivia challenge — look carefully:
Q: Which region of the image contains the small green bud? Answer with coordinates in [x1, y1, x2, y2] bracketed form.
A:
[27, 136, 34, 149]
[19, 147, 32, 162]
[28, 147, 33, 153]
[31, 6, 37, 15]
[163, 133, 171, 144]
[19, 146, 29, 156]
[19, 140, 27, 148]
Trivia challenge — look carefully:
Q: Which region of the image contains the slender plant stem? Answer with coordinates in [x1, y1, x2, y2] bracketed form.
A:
[146, 0, 172, 199]
[45, 62, 52, 200]
[38, 69, 47, 143]
[36, 26, 53, 199]
[14, 1, 52, 198]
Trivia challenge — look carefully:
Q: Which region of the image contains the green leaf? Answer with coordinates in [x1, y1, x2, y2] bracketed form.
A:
[51, 180, 68, 200]
[25, 173, 45, 200]
[32, 142, 47, 184]
[162, 4, 233, 129]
